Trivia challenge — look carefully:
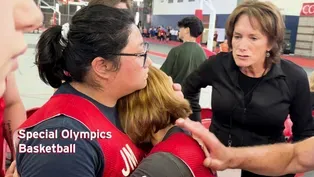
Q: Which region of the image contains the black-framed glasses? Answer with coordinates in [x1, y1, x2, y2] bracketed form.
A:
[109, 42, 149, 67]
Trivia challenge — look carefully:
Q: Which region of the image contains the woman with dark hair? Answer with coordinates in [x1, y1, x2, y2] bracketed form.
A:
[16, 5, 151, 177]
[183, 1, 314, 177]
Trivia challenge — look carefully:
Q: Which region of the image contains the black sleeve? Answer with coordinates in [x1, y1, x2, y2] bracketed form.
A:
[311, 92, 314, 109]
[129, 152, 193, 177]
[16, 116, 103, 177]
[182, 56, 216, 122]
[289, 69, 314, 141]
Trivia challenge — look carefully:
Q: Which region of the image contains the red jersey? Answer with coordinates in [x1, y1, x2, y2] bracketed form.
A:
[16, 94, 144, 177]
[149, 132, 216, 177]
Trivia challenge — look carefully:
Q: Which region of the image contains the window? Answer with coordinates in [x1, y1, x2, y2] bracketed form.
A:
[178, 0, 183, 2]
[168, 0, 173, 3]
[188, 0, 195, 2]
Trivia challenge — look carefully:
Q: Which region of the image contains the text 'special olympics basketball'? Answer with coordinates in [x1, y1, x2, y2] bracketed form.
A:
[16, 129, 112, 154]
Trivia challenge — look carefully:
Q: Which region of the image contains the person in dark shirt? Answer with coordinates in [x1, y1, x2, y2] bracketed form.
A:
[160, 16, 206, 85]
[117, 66, 215, 177]
[16, 5, 151, 177]
[182, 1, 314, 177]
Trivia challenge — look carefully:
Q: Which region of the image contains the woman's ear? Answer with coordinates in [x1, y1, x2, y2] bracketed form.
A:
[185, 27, 190, 35]
[267, 41, 274, 51]
[91, 57, 114, 80]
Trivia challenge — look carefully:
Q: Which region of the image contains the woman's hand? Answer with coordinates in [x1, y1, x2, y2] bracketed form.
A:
[170, 76, 183, 99]
[176, 118, 234, 171]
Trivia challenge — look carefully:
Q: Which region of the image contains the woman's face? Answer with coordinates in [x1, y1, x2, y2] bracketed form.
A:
[0, 0, 43, 96]
[111, 24, 152, 97]
[231, 15, 271, 69]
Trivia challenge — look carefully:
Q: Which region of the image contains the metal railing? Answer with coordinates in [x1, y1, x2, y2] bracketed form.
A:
[38, 0, 61, 25]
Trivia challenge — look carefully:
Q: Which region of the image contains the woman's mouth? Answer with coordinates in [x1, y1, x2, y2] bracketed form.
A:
[237, 54, 249, 59]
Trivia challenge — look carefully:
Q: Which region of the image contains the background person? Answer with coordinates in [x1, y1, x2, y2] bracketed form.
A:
[161, 16, 206, 85]
[219, 39, 229, 53]
[182, 1, 314, 177]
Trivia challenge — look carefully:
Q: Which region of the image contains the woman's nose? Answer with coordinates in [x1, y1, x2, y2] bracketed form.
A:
[14, 0, 43, 32]
[145, 56, 153, 67]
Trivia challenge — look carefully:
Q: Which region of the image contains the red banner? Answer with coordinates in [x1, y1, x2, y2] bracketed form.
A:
[300, 3, 314, 16]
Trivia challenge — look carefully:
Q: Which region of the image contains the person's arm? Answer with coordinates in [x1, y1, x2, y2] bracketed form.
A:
[160, 49, 177, 76]
[17, 119, 103, 177]
[3, 73, 26, 159]
[289, 69, 314, 141]
[229, 137, 314, 176]
[182, 57, 215, 122]
[175, 118, 314, 176]
[129, 152, 193, 177]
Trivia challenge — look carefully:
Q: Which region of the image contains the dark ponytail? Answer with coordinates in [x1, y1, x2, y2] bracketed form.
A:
[36, 5, 135, 88]
[35, 25, 71, 88]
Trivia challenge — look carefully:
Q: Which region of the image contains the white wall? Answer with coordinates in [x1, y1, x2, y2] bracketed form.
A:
[259, 0, 314, 16]
[152, 0, 237, 15]
[152, 0, 311, 16]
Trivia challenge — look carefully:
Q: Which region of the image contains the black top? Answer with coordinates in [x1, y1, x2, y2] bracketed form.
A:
[311, 92, 314, 110]
[130, 126, 193, 177]
[183, 52, 314, 147]
[238, 70, 263, 106]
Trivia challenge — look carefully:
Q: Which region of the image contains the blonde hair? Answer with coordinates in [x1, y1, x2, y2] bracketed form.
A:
[310, 71, 314, 92]
[117, 66, 192, 145]
[225, 0, 285, 66]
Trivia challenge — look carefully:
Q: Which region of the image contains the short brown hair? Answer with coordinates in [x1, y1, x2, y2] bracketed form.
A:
[88, 0, 132, 9]
[225, 0, 285, 66]
[117, 66, 192, 145]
